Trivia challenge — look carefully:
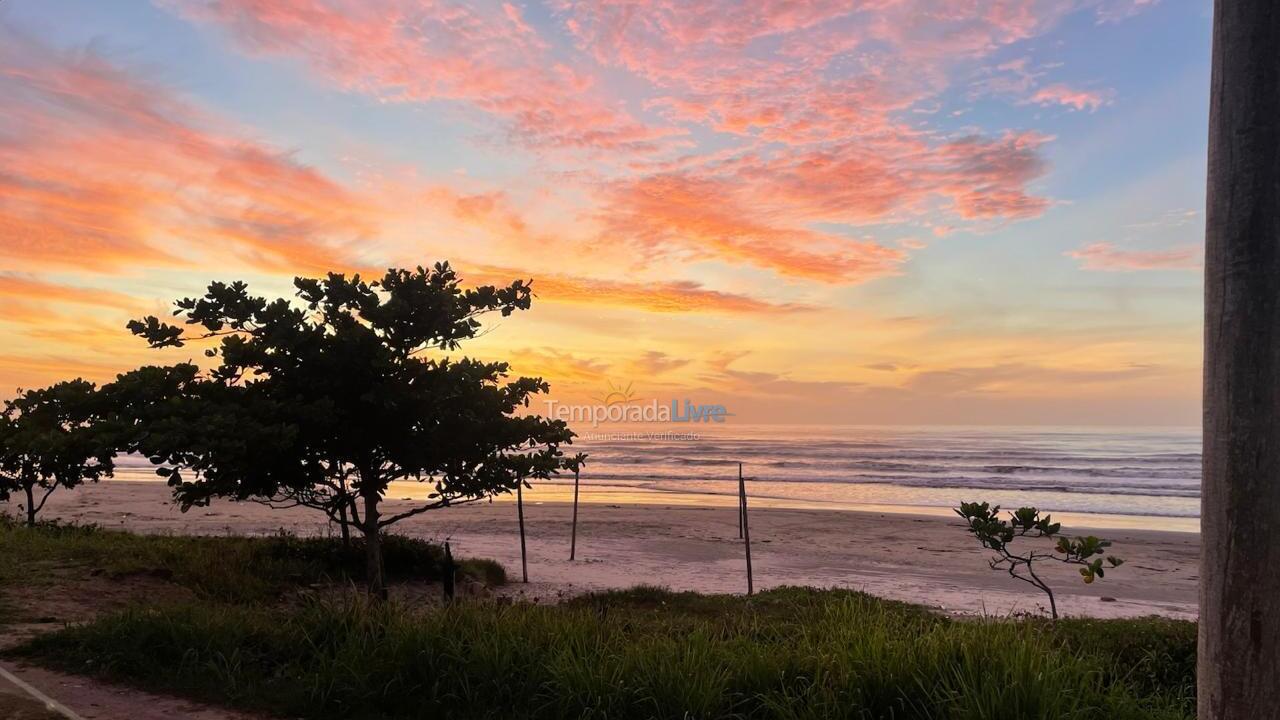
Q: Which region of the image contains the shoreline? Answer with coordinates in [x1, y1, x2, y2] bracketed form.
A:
[32, 480, 1199, 620]
[108, 475, 1202, 534]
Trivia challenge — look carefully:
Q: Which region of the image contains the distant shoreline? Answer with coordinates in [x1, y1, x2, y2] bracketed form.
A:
[102, 474, 1203, 534]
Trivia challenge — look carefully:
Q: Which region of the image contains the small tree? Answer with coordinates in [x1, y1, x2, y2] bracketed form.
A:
[955, 502, 1124, 619]
[0, 380, 114, 526]
[124, 263, 581, 596]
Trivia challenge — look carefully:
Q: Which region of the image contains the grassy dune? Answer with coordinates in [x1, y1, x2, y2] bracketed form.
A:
[0, 516, 503, 604]
[2, 520, 1195, 720]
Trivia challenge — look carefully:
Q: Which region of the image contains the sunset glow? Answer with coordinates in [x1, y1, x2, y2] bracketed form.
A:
[0, 0, 1209, 425]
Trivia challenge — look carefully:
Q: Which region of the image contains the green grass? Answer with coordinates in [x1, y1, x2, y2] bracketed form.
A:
[16, 586, 1195, 720]
[0, 516, 504, 603]
[1051, 616, 1197, 706]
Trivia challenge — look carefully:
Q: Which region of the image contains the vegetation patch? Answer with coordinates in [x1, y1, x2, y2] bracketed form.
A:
[0, 517, 504, 606]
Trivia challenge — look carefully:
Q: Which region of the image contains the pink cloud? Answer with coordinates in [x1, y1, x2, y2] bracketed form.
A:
[163, 0, 682, 154]
[1066, 242, 1202, 271]
[1027, 83, 1113, 111]
[552, 0, 1072, 262]
[152, 0, 1105, 280]
[1096, 0, 1161, 24]
[588, 126, 1052, 282]
[595, 129, 1050, 281]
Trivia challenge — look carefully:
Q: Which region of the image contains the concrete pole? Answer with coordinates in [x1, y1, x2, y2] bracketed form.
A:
[1200, 2, 1280, 717]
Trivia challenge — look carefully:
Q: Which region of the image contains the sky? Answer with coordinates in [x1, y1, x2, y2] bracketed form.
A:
[0, 0, 1211, 426]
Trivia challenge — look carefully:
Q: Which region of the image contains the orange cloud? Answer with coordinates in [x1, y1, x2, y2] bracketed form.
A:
[903, 362, 1166, 396]
[507, 348, 611, 383]
[626, 350, 691, 376]
[1066, 242, 1202, 272]
[0, 272, 194, 393]
[0, 275, 142, 312]
[0, 27, 372, 274]
[468, 264, 810, 314]
[0, 353, 125, 395]
[596, 174, 907, 283]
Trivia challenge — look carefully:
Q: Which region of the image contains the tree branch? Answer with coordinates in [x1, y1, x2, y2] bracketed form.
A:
[377, 494, 488, 528]
[31, 484, 57, 516]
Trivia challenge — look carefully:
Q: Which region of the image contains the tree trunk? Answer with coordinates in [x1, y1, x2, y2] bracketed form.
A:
[1026, 565, 1057, 621]
[337, 500, 351, 549]
[362, 492, 386, 600]
[24, 484, 35, 527]
[1201, 2, 1280, 718]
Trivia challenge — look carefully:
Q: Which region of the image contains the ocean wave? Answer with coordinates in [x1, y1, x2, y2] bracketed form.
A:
[562, 470, 1200, 497]
[552, 479, 1201, 519]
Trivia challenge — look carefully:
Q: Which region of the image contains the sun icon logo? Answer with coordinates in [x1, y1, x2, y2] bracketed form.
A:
[592, 379, 640, 406]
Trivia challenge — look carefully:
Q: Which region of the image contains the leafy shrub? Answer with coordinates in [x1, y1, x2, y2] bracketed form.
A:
[956, 502, 1124, 619]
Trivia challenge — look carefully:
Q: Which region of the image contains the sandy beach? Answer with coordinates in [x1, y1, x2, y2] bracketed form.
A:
[31, 480, 1199, 620]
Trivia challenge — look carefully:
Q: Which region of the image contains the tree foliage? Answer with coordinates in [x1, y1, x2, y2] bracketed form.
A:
[122, 263, 584, 594]
[0, 380, 114, 525]
[955, 501, 1124, 619]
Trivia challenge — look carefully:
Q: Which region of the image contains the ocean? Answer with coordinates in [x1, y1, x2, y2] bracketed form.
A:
[559, 424, 1201, 531]
[112, 424, 1202, 532]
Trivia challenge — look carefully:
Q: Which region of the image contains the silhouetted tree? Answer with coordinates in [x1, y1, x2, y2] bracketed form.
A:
[0, 380, 113, 525]
[125, 263, 581, 596]
[955, 502, 1123, 620]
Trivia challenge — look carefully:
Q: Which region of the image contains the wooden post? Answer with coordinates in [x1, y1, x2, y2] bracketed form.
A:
[442, 540, 456, 602]
[517, 482, 529, 583]
[570, 468, 580, 561]
[1201, 3, 1280, 718]
[737, 469, 744, 540]
[738, 462, 753, 596]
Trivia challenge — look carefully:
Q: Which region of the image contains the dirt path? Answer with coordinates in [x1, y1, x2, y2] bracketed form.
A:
[0, 662, 258, 720]
[0, 571, 262, 720]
